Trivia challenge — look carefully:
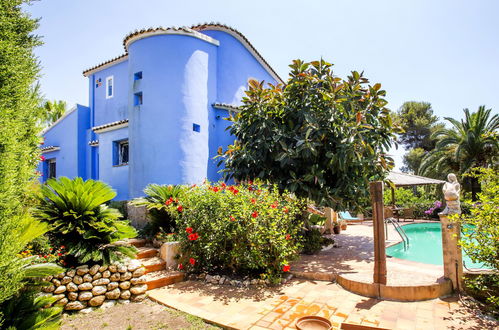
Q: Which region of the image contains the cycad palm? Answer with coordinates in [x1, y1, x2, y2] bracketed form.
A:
[420, 106, 498, 197]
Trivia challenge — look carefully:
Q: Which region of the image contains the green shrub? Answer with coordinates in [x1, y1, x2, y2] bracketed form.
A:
[35, 177, 137, 265]
[131, 184, 186, 237]
[300, 228, 333, 255]
[383, 186, 441, 218]
[170, 182, 303, 283]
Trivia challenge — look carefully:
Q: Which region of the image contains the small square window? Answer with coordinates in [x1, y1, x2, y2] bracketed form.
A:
[106, 76, 114, 99]
[134, 92, 143, 106]
[47, 158, 56, 179]
[192, 123, 201, 132]
[134, 71, 142, 80]
[113, 140, 129, 166]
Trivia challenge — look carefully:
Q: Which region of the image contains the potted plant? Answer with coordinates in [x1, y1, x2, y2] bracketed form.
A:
[340, 219, 347, 231]
[333, 221, 341, 234]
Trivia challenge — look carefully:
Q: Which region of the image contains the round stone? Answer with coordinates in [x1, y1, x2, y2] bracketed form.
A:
[101, 300, 116, 309]
[67, 292, 78, 301]
[89, 264, 100, 276]
[66, 269, 76, 277]
[78, 282, 93, 291]
[110, 273, 121, 282]
[83, 274, 93, 282]
[130, 284, 147, 295]
[98, 265, 108, 272]
[130, 275, 147, 285]
[61, 276, 72, 285]
[92, 278, 110, 286]
[51, 279, 61, 287]
[42, 284, 55, 293]
[64, 301, 85, 311]
[56, 272, 65, 279]
[54, 285, 67, 294]
[76, 266, 89, 276]
[130, 294, 146, 302]
[120, 272, 132, 281]
[117, 299, 130, 304]
[108, 264, 118, 273]
[119, 281, 130, 290]
[92, 272, 102, 280]
[117, 264, 127, 273]
[88, 295, 106, 307]
[132, 267, 145, 278]
[119, 290, 131, 300]
[54, 298, 68, 306]
[53, 294, 66, 301]
[105, 288, 121, 299]
[102, 270, 111, 278]
[107, 282, 119, 290]
[78, 291, 93, 301]
[92, 285, 107, 296]
[66, 282, 78, 292]
[73, 275, 83, 285]
[127, 260, 141, 272]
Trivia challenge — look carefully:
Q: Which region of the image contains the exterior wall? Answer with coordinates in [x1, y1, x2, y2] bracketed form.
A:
[97, 126, 129, 200]
[39, 105, 90, 181]
[127, 34, 218, 198]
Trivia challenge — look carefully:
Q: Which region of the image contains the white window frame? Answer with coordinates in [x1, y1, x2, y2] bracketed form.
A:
[117, 140, 129, 165]
[105, 76, 114, 99]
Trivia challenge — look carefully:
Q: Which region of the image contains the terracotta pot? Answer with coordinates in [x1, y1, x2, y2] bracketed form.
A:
[333, 225, 341, 235]
[340, 222, 347, 230]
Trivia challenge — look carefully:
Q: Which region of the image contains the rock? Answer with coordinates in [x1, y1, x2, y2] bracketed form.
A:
[105, 288, 120, 299]
[64, 301, 86, 311]
[117, 264, 127, 273]
[83, 274, 93, 282]
[98, 265, 108, 272]
[53, 294, 66, 301]
[101, 300, 116, 309]
[66, 269, 76, 277]
[51, 279, 61, 287]
[117, 299, 130, 304]
[54, 298, 68, 307]
[88, 295, 106, 307]
[73, 275, 83, 285]
[243, 280, 250, 287]
[89, 264, 100, 276]
[78, 291, 93, 301]
[54, 285, 67, 294]
[79, 307, 94, 314]
[102, 270, 111, 278]
[92, 278, 110, 286]
[67, 292, 78, 301]
[219, 277, 226, 285]
[76, 266, 89, 276]
[110, 273, 121, 281]
[205, 275, 212, 282]
[56, 272, 65, 279]
[130, 294, 146, 302]
[130, 284, 147, 295]
[108, 264, 117, 273]
[45, 275, 53, 282]
[130, 275, 147, 285]
[66, 282, 78, 292]
[61, 276, 72, 285]
[127, 260, 141, 272]
[78, 282, 93, 291]
[92, 285, 107, 296]
[198, 273, 206, 280]
[107, 282, 119, 290]
[119, 281, 131, 290]
[120, 290, 131, 300]
[92, 272, 102, 280]
[132, 267, 145, 278]
[250, 279, 258, 286]
[42, 284, 55, 293]
[229, 280, 237, 286]
[120, 272, 132, 281]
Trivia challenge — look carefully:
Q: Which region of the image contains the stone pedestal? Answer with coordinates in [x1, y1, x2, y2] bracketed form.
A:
[126, 203, 148, 229]
[439, 215, 463, 292]
[159, 242, 180, 268]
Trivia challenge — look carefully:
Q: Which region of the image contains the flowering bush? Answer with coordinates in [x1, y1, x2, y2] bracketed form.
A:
[424, 200, 443, 218]
[169, 182, 304, 283]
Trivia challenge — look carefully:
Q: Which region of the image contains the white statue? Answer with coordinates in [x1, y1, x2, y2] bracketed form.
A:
[440, 173, 461, 215]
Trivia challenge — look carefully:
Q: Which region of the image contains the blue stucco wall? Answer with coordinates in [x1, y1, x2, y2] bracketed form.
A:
[127, 34, 218, 198]
[97, 126, 129, 200]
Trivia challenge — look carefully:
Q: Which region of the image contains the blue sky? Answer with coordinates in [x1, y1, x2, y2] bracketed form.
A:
[26, 0, 498, 168]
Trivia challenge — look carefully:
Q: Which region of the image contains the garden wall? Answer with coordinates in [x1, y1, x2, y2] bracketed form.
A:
[42, 260, 147, 311]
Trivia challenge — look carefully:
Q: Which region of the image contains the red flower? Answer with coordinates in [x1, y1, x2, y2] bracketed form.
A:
[40, 155, 45, 161]
[248, 186, 254, 191]
[189, 258, 196, 265]
[282, 265, 290, 272]
[270, 202, 278, 209]
[252, 211, 258, 218]
[221, 182, 227, 189]
[177, 205, 183, 212]
[191, 184, 197, 188]
[165, 200, 172, 205]
[283, 207, 289, 214]
[285, 234, 291, 240]
[250, 198, 256, 204]
[185, 227, 193, 234]
[178, 263, 184, 270]
[229, 216, 236, 222]
[60, 245, 65, 249]
[212, 187, 220, 192]
[248, 180, 253, 185]
[188, 233, 199, 241]
[232, 189, 239, 195]
[57, 252, 62, 256]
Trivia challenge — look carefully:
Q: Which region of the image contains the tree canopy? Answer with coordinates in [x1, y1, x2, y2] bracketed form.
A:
[219, 59, 399, 210]
[40, 99, 67, 128]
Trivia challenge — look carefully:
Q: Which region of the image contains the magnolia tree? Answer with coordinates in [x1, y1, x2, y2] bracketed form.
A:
[218, 59, 399, 210]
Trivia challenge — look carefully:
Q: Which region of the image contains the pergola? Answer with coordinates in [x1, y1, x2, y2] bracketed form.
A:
[386, 171, 445, 206]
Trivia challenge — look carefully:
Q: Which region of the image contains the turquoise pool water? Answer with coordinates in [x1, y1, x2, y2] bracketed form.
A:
[386, 222, 491, 269]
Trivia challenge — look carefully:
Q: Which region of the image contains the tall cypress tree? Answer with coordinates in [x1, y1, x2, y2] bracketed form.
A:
[0, 0, 44, 307]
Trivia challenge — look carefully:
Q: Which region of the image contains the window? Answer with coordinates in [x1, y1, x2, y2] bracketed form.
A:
[192, 123, 200, 132]
[106, 76, 114, 99]
[134, 71, 142, 80]
[47, 159, 56, 179]
[134, 92, 143, 106]
[113, 140, 129, 166]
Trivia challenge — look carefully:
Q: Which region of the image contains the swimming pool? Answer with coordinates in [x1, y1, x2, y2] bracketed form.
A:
[386, 222, 490, 269]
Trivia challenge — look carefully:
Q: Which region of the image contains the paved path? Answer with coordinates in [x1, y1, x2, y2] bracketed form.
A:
[148, 279, 498, 329]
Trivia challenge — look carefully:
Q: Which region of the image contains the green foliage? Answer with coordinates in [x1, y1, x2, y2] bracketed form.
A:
[394, 101, 441, 151]
[35, 177, 137, 265]
[383, 186, 440, 218]
[299, 228, 333, 255]
[464, 274, 499, 318]
[131, 184, 186, 236]
[171, 182, 304, 283]
[218, 59, 399, 210]
[40, 100, 67, 128]
[401, 147, 425, 174]
[0, 0, 45, 310]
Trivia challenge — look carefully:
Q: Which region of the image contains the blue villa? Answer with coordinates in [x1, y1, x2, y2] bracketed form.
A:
[38, 24, 281, 200]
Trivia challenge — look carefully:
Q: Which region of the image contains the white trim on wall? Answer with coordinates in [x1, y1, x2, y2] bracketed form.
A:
[124, 29, 220, 50]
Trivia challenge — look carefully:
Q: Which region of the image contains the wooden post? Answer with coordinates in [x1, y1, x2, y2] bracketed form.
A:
[370, 181, 387, 285]
[439, 214, 464, 292]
